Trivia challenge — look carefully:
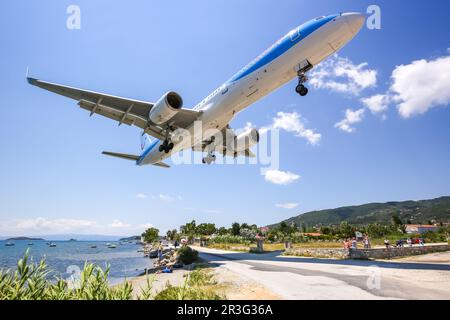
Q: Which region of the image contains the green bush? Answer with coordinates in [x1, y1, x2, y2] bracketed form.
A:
[154, 269, 221, 300]
[210, 235, 251, 245]
[177, 246, 199, 265]
[0, 250, 134, 300]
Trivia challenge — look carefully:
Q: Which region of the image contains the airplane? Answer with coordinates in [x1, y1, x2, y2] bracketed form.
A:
[28, 12, 365, 168]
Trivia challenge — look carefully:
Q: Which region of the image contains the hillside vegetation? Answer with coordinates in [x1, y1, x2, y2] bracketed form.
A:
[269, 196, 450, 229]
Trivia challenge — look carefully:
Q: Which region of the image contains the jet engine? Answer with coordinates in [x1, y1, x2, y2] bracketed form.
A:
[232, 128, 260, 153]
[149, 91, 183, 125]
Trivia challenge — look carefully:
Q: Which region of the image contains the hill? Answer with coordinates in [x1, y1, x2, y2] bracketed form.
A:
[4, 237, 45, 241]
[268, 196, 450, 229]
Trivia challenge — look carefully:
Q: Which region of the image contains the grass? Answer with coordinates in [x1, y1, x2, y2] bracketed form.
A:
[207, 241, 344, 252]
[0, 250, 223, 300]
[154, 268, 224, 300]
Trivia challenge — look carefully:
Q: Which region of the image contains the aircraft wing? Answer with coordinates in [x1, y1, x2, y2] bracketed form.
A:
[27, 77, 201, 140]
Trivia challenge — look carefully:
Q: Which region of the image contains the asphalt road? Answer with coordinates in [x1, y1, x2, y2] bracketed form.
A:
[194, 246, 450, 300]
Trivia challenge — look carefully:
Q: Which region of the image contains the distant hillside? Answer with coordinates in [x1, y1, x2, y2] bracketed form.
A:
[119, 236, 141, 241]
[268, 196, 450, 229]
[5, 237, 45, 241]
[0, 234, 124, 241]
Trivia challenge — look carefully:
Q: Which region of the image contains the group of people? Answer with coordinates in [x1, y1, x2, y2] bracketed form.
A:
[343, 234, 371, 250]
[389, 237, 424, 248]
[343, 237, 357, 250]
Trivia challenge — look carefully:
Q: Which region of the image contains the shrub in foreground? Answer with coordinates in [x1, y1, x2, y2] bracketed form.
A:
[0, 251, 219, 300]
[176, 246, 199, 265]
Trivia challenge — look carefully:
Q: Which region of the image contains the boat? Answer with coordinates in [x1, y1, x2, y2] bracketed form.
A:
[49, 243, 56, 247]
[91, 245, 97, 248]
[107, 244, 117, 249]
[5, 242, 14, 246]
[28, 242, 34, 246]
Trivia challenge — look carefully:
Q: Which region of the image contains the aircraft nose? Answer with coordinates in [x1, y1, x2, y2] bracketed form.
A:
[341, 12, 365, 35]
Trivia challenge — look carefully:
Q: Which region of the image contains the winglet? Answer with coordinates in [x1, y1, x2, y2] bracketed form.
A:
[26, 67, 37, 85]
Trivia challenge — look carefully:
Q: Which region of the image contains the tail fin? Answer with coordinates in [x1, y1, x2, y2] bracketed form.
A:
[140, 134, 152, 151]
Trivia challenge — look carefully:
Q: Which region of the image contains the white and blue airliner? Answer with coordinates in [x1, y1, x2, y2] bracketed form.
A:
[28, 12, 365, 167]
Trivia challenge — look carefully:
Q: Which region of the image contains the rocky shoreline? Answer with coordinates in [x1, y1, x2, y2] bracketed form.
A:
[139, 244, 185, 275]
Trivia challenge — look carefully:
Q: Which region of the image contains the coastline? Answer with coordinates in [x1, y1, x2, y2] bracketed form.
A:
[121, 246, 282, 300]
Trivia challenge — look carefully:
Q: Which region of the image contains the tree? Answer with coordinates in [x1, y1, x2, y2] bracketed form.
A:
[339, 221, 354, 238]
[180, 220, 196, 235]
[217, 227, 228, 235]
[141, 227, 159, 243]
[391, 213, 402, 226]
[196, 223, 216, 236]
[166, 229, 178, 240]
[231, 222, 240, 236]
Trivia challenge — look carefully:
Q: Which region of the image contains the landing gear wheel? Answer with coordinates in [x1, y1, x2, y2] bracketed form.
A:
[299, 86, 308, 96]
[159, 140, 174, 153]
[296, 84, 308, 96]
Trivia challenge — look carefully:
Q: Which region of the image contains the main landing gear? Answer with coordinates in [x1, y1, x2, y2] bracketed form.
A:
[202, 153, 216, 165]
[295, 60, 313, 97]
[295, 72, 309, 97]
[202, 138, 217, 165]
[159, 140, 174, 153]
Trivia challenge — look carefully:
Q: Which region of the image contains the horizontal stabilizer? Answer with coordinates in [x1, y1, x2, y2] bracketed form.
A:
[153, 162, 170, 168]
[102, 151, 140, 161]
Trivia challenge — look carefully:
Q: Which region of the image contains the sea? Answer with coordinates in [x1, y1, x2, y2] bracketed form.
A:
[0, 240, 153, 285]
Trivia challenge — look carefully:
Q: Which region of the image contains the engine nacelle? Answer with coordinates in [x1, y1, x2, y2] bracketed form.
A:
[149, 91, 183, 125]
[232, 128, 260, 153]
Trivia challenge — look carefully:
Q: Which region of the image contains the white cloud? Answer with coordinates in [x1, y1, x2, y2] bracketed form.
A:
[158, 194, 175, 202]
[271, 112, 321, 145]
[310, 55, 377, 96]
[2, 217, 97, 235]
[0, 217, 153, 237]
[150, 194, 180, 202]
[390, 55, 450, 118]
[136, 193, 148, 199]
[361, 94, 391, 114]
[263, 169, 300, 185]
[335, 108, 365, 133]
[275, 203, 299, 209]
[108, 219, 131, 228]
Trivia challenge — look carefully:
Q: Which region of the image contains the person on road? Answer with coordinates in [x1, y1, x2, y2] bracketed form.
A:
[384, 239, 390, 248]
[407, 238, 412, 247]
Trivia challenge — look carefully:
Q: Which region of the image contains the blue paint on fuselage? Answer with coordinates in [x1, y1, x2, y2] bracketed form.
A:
[226, 14, 338, 83]
[136, 139, 160, 165]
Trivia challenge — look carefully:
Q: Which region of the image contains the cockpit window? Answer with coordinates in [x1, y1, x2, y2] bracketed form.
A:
[315, 16, 325, 20]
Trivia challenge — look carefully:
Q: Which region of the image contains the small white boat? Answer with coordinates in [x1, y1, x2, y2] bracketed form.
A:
[107, 244, 117, 249]
[28, 242, 34, 246]
[5, 242, 14, 246]
[49, 243, 56, 247]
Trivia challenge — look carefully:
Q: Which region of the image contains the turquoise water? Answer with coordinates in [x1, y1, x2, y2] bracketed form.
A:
[0, 240, 152, 284]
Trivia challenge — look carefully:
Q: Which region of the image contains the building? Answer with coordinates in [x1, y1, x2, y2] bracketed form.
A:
[405, 224, 439, 234]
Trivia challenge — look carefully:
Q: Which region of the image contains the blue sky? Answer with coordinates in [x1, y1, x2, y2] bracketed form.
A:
[1, 0, 450, 236]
